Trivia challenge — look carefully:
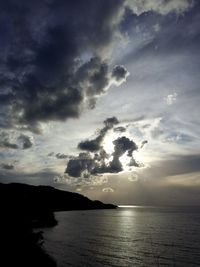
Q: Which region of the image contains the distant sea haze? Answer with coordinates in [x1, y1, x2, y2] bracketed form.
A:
[42, 206, 200, 267]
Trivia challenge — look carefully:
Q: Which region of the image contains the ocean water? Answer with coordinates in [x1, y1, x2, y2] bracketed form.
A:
[42, 206, 200, 267]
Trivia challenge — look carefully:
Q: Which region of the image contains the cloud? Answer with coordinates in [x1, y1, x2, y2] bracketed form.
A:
[0, 0, 197, 139]
[113, 136, 137, 157]
[1, 163, 14, 170]
[65, 118, 142, 183]
[54, 172, 108, 187]
[111, 65, 129, 86]
[126, 0, 194, 15]
[110, 136, 138, 172]
[0, 132, 18, 149]
[0, 0, 129, 131]
[114, 126, 126, 133]
[0, 131, 34, 150]
[0, 141, 18, 150]
[153, 23, 160, 32]
[102, 187, 114, 193]
[78, 139, 102, 153]
[65, 152, 94, 178]
[104, 117, 119, 128]
[48, 152, 54, 157]
[164, 93, 178, 105]
[140, 140, 148, 148]
[128, 157, 141, 167]
[152, 154, 200, 177]
[55, 153, 68, 159]
[78, 117, 119, 152]
[128, 172, 138, 182]
[121, 0, 199, 66]
[18, 134, 33, 149]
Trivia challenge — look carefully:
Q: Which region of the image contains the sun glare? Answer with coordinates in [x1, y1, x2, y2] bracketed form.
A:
[119, 154, 130, 169]
[102, 131, 147, 172]
[102, 133, 116, 154]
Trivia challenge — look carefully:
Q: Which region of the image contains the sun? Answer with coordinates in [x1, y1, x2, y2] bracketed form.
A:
[119, 153, 130, 170]
[102, 132, 116, 154]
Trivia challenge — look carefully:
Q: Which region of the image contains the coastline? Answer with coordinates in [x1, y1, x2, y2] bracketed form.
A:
[0, 182, 117, 266]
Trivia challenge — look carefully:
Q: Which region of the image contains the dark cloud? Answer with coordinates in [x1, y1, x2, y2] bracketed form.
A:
[111, 65, 129, 84]
[1, 163, 14, 170]
[0, 131, 33, 150]
[103, 117, 119, 128]
[0, 0, 197, 133]
[78, 117, 119, 152]
[65, 119, 140, 178]
[55, 153, 68, 159]
[0, 132, 18, 149]
[78, 139, 101, 153]
[113, 136, 137, 157]
[18, 134, 33, 149]
[0, 141, 18, 150]
[128, 157, 140, 167]
[109, 136, 138, 172]
[140, 140, 148, 148]
[0, 0, 129, 131]
[48, 152, 54, 157]
[65, 136, 139, 178]
[114, 126, 126, 133]
[66, 153, 94, 178]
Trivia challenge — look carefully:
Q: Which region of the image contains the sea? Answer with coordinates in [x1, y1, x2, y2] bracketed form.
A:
[41, 206, 200, 267]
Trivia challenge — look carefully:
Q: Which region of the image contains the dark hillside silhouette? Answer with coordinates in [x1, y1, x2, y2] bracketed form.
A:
[0, 183, 117, 266]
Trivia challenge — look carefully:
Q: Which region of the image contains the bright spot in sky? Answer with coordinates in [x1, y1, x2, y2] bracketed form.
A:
[102, 131, 146, 172]
[119, 154, 130, 170]
[133, 151, 143, 164]
[102, 133, 116, 154]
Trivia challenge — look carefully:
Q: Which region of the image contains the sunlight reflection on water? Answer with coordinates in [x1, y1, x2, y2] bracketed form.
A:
[42, 207, 200, 267]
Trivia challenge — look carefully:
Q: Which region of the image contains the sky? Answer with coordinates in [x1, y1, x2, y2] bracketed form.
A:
[0, 0, 200, 205]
